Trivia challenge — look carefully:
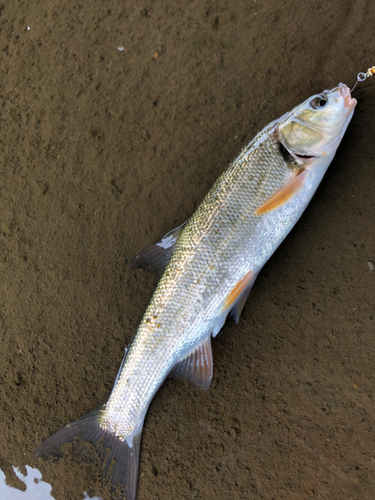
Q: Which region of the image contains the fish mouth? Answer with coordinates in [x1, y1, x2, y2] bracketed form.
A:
[338, 84, 357, 110]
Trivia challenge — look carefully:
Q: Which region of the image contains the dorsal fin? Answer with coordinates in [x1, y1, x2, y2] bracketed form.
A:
[170, 337, 213, 390]
[131, 221, 187, 279]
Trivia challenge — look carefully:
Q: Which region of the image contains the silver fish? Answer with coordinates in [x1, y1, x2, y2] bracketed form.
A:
[36, 83, 356, 499]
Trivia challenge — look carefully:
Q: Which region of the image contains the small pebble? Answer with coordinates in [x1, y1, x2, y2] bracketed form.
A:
[368, 261, 375, 271]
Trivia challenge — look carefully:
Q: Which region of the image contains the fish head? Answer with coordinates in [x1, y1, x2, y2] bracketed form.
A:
[277, 83, 356, 158]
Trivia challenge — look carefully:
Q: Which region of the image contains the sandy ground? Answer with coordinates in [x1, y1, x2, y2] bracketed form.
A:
[0, 0, 374, 499]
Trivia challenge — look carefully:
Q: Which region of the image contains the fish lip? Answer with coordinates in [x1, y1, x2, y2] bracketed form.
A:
[338, 83, 357, 109]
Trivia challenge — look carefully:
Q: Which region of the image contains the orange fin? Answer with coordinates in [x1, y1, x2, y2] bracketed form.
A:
[170, 337, 213, 390]
[255, 169, 308, 215]
[230, 270, 258, 324]
[210, 269, 259, 338]
[222, 270, 256, 313]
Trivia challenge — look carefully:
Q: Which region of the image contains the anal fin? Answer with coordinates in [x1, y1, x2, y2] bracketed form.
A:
[170, 337, 213, 390]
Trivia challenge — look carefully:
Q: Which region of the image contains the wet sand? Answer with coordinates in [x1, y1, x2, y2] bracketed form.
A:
[0, 0, 374, 499]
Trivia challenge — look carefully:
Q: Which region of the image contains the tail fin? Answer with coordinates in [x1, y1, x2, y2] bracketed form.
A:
[35, 403, 143, 500]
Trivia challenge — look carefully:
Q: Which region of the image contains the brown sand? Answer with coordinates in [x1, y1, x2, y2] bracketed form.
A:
[0, 0, 374, 499]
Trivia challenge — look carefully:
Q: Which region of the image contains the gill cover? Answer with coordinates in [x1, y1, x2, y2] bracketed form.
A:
[277, 84, 356, 157]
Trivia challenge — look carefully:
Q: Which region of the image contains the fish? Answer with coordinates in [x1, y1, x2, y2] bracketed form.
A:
[35, 83, 357, 499]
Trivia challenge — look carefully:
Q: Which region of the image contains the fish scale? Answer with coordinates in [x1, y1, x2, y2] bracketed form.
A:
[36, 83, 356, 500]
[102, 126, 308, 438]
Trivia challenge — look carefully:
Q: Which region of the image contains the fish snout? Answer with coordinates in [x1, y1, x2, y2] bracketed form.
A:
[338, 83, 357, 110]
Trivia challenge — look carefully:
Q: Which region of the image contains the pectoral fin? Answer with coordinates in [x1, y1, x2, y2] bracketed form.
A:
[170, 337, 213, 390]
[131, 221, 187, 279]
[255, 168, 308, 215]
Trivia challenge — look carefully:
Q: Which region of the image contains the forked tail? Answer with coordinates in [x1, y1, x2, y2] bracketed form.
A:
[35, 403, 143, 500]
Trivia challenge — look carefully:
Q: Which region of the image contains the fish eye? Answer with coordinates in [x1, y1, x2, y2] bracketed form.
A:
[310, 95, 328, 109]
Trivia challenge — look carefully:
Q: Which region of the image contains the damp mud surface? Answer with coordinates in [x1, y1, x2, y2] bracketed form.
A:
[0, 1, 374, 499]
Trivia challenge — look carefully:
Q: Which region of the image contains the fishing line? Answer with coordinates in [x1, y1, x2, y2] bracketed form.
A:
[351, 65, 375, 93]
